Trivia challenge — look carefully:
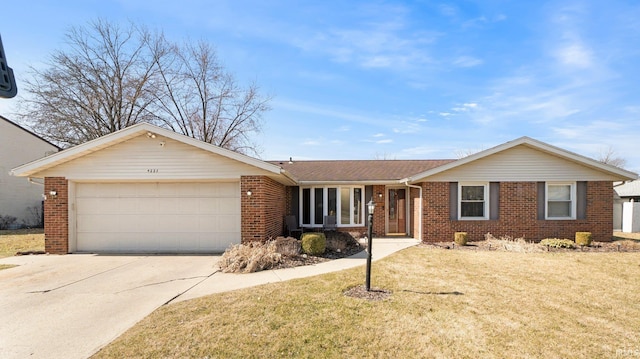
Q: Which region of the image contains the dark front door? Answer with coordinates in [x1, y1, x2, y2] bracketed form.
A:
[388, 188, 406, 234]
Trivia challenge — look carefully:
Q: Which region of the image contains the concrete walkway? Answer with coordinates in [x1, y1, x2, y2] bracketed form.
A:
[177, 237, 419, 302]
[0, 237, 418, 359]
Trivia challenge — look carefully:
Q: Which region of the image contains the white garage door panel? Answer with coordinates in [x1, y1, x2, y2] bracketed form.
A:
[75, 182, 240, 253]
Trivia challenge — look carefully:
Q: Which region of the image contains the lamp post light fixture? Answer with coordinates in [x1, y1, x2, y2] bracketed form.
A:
[365, 198, 375, 291]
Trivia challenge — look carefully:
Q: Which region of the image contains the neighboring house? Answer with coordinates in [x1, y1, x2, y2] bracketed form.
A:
[615, 180, 640, 202]
[11, 122, 638, 254]
[614, 180, 640, 232]
[0, 115, 60, 228]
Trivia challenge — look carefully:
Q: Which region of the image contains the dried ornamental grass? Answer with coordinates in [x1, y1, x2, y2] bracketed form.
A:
[484, 233, 542, 253]
[218, 241, 282, 273]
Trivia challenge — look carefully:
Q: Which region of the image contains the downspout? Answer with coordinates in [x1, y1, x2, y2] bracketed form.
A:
[405, 181, 422, 242]
[28, 177, 45, 186]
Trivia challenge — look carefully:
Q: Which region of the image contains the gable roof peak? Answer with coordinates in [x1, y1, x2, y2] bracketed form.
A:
[405, 136, 637, 182]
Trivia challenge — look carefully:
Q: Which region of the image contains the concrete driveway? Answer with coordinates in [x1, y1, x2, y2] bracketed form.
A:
[0, 254, 219, 359]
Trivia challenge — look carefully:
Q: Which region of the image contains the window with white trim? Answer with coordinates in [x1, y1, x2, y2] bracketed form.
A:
[300, 186, 364, 227]
[458, 183, 489, 220]
[546, 182, 576, 219]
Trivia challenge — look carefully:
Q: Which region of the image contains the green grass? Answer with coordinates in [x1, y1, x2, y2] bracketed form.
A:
[0, 229, 45, 259]
[94, 246, 640, 358]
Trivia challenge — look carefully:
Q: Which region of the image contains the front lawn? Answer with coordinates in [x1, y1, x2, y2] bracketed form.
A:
[0, 229, 45, 259]
[94, 246, 640, 358]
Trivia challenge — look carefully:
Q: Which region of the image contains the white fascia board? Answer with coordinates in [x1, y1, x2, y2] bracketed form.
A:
[405, 136, 638, 183]
[11, 122, 284, 177]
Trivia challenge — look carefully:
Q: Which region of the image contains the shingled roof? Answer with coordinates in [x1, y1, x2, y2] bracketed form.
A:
[270, 159, 455, 183]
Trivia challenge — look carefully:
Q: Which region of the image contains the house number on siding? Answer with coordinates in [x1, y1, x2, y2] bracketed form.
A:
[147, 169, 159, 173]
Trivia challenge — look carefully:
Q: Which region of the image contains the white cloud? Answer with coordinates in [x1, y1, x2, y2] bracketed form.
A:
[439, 4, 458, 17]
[373, 133, 385, 137]
[302, 140, 321, 146]
[555, 42, 593, 69]
[453, 56, 483, 68]
[452, 103, 479, 112]
[376, 139, 393, 144]
[392, 121, 423, 134]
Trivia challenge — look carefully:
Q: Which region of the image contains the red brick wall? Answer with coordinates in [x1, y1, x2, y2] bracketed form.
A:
[241, 176, 287, 242]
[371, 185, 386, 237]
[44, 177, 69, 254]
[421, 181, 613, 242]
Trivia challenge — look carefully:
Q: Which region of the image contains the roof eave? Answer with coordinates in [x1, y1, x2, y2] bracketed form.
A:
[11, 122, 284, 178]
[297, 180, 403, 186]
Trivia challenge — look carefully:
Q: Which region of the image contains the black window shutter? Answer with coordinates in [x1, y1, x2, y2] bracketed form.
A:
[450, 182, 458, 220]
[537, 182, 545, 220]
[490, 182, 500, 220]
[577, 181, 587, 219]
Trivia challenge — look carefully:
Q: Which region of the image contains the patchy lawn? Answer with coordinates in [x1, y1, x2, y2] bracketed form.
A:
[94, 246, 640, 358]
[0, 229, 45, 259]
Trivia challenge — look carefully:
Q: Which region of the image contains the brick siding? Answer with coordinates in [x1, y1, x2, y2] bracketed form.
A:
[241, 176, 287, 242]
[421, 181, 613, 242]
[370, 185, 385, 236]
[43, 177, 69, 254]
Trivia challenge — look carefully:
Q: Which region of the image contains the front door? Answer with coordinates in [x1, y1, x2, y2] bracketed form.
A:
[387, 188, 406, 234]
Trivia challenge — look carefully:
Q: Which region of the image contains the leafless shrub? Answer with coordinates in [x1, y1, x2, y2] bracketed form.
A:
[325, 231, 362, 253]
[218, 241, 282, 273]
[0, 215, 17, 230]
[273, 236, 301, 256]
[23, 206, 44, 228]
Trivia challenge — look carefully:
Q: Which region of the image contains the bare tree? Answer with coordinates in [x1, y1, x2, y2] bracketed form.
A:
[19, 19, 159, 147]
[454, 147, 484, 159]
[373, 152, 396, 160]
[18, 19, 270, 155]
[598, 146, 627, 169]
[148, 39, 269, 155]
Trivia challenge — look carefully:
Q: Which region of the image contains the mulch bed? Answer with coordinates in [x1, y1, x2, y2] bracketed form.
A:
[425, 240, 640, 252]
[343, 285, 392, 301]
[272, 231, 365, 269]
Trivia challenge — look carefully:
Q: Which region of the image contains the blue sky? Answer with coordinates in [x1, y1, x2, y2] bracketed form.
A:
[2, 1, 639, 173]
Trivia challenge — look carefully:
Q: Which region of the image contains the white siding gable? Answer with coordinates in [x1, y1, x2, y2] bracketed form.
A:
[425, 145, 621, 182]
[33, 134, 274, 180]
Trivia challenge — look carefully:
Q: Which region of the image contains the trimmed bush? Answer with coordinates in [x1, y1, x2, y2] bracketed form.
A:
[575, 232, 592, 246]
[454, 232, 468, 246]
[540, 238, 576, 249]
[301, 232, 326, 255]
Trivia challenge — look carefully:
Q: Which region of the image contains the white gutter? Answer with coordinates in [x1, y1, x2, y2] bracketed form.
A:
[405, 181, 422, 242]
[298, 180, 400, 186]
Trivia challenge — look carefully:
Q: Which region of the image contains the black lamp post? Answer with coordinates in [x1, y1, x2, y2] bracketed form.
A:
[365, 198, 375, 291]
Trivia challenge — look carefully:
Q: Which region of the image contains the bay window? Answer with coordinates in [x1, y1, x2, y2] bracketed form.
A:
[300, 186, 364, 227]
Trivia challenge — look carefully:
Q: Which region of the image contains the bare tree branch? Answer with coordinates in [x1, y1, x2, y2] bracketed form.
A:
[598, 146, 627, 169]
[16, 18, 270, 155]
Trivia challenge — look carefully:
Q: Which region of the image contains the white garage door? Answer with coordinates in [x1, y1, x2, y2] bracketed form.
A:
[75, 182, 240, 253]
